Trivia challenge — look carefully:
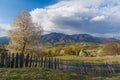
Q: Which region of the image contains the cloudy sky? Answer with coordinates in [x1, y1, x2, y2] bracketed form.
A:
[0, 0, 120, 38]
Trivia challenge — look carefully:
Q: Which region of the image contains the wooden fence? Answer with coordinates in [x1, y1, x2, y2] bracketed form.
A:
[0, 52, 120, 76]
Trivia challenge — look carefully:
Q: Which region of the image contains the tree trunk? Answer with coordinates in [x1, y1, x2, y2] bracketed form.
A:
[21, 43, 26, 53]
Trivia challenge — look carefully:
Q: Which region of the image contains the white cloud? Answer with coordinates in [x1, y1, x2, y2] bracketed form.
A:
[92, 33, 120, 39]
[0, 24, 11, 30]
[0, 24, 11, 36]
[30, 0, 120, 37]
[91, 15, 105, 21]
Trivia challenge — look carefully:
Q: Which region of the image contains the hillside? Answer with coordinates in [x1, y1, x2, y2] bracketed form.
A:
[0, 36, 9, 44]
[41, 33, 117, 44]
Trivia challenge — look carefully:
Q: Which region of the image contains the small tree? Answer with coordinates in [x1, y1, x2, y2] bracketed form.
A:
[7, 10, 43, 54]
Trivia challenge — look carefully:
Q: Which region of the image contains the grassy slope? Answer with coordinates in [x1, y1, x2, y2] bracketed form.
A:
[56, 56, 120, 62]
[0, 68, 120, 80]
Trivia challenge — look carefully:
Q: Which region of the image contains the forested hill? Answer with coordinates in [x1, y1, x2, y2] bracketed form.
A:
[0, 33, 117, 44]
[41, 33, 117, 44]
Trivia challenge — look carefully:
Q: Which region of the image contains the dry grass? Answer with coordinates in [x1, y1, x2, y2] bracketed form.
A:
[56, 56, 120, 62]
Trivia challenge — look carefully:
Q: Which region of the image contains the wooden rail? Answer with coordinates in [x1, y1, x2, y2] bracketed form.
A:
[0, 52, 120, 76]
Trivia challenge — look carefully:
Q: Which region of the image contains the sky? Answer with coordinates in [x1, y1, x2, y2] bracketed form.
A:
[0, 0, 120, 38]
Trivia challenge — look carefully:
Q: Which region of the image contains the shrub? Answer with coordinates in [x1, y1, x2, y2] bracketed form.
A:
[97, 53, 106, 57]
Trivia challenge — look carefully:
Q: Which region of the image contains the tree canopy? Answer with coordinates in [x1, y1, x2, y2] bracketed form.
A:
[7, 10, 43, 54]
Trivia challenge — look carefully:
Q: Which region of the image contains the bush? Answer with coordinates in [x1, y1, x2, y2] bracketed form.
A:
[97, 53, 106, 57]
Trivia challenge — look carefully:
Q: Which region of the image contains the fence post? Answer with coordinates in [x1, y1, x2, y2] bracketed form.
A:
[29, 55, 32, 68]
[51, 57, 54, 69]
[35, 56, 38, 67]
[57, 59, 59, 70]
[1, 53, 5, 67]
[48, 57, 51, 68]
[32, 55, 35, 67]
[45, 57, 47, 68]
[66, 61, 69, 71]
[59, 59, 63, 70]
[5, 52, 9, 68]
[8, 52, 11, 67]
[40, 57, 43, 67]
[20, 53, 24, 68]
[15, 53, 19, 68]
[11, 53, 14, 68]
[54, 58, 57, 70]
[25, 54, 29, 67]
[44, 57, 46, 68]
[5, 52, 11, 68]
[37, 57, 40, 67]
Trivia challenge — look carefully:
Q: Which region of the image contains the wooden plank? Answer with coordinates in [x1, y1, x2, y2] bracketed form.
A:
[48, 57, 51, 68]
[5, 52, 9, 68]
[29, 55, 32, 68]
[44, 57, 46, 68]
[20, 53, 24, 68]
[1, 53, 5, 67]
[11, 53, 14, 68]
[40, 57, 43, 67]
[25, 54, 29, 67]
[32, 56, 35, 67]
[35, 56, 38, 67]
[15, 53, 19, 68]
[54, 58, 57, 70]
[37, 57, 40, 67]
[8, 52, 11, 67]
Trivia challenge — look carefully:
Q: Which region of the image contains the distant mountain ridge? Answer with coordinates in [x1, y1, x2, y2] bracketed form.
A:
[41, 33, 117, 44]
[0, 33, 118, 44]
[0, 37, 9, 44]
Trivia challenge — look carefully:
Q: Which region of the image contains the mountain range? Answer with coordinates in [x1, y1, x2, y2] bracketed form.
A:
[0, 33, 117, 44]
[41, 33, 117, 44]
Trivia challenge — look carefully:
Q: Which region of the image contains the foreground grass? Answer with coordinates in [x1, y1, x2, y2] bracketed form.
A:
[56, 56, 120, 62]
[0, 68, 120, 80]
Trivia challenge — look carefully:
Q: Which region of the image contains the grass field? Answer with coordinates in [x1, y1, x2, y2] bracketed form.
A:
[0, 68, 120, 80]
[55, 56, 120, 62]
